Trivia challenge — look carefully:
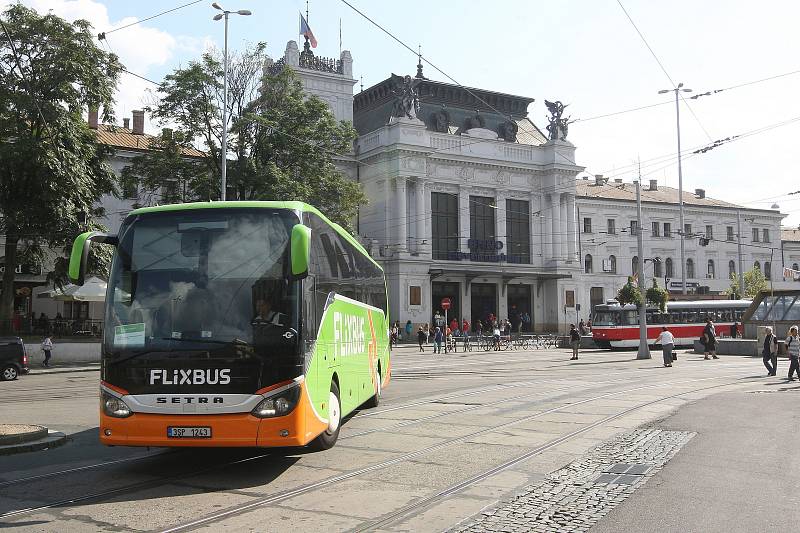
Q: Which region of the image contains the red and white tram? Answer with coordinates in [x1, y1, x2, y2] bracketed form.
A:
[591, 300, 751, 349]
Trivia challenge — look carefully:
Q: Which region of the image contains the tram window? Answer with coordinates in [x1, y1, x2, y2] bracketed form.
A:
[622, 310, 639, 325]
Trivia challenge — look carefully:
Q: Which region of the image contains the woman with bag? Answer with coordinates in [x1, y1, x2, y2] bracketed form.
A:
[762, 326, 778, 376]
[787, 326, 800, 381]
[703, 319, 719, 360]
[655, 327, 675, 367]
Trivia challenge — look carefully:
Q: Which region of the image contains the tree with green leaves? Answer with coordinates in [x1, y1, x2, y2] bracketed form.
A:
[727, 268, 768, 299]
[0, 5, 122, 326]
[645, 279, 669, 312]
[145, 43, 364, 229]
[616, 277, 643, 307]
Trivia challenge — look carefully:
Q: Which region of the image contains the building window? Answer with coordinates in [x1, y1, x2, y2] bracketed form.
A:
[609, 255, 617, 274]
[122, 179, 138, 200]
[470, 195, 495, 242]
[607, 219, 616, 235]
[752, 228, 760, 242]
[684, 223, 692, 237]
[707, 259, 715, 279]
[654, 259, 663, 278]
[687, 258, 695, 278]
[665, 257, 674, 278]
[584, 254, 593, 274]
[651, 222, 660, 237]
[763, 229, 770, 243]
[630, 220, 638, 236]
[432, 192, 459, 260]
[409, 286, 421, 306]
[765, 261, 772, 280]
[727, 226, 734, 241]
[729, 260, 736, 278]
[632, 255, 639, 276]
[664, 222, 671, 237]
[754, 260, 761, 271]
[583, 217, 592, 233]
[705, 225, 713, 240]
[794, 263, 799, 271]
[506, 199, 530, 264]
[162, 180, 179, 203]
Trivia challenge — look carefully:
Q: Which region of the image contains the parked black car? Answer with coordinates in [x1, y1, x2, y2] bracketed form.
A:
[0, 337, 29, 380]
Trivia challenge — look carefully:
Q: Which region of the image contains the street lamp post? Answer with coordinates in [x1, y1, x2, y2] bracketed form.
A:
[659, 83, 693, 295]
[212, 3, 252, 201]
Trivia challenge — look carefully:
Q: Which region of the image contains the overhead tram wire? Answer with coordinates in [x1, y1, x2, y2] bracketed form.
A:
[338, 0, 546, 144]
[97, 0, 204, 40]
[615, 0, 713, 142]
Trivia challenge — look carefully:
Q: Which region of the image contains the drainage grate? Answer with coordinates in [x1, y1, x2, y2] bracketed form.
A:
[594, 462, 652, 485]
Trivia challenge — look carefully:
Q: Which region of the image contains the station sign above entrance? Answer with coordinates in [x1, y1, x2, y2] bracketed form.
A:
[446, 239, 526, 264]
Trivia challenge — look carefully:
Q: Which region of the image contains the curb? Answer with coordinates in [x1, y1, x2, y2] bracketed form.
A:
[0, 430, 67, 456]
[26, 366, 100, 376]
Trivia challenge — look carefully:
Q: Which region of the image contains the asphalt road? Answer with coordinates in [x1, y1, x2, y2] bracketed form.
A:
[0, 345, 773, 532]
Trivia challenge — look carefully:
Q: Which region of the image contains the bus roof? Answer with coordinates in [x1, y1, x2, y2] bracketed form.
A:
[128, 201, 383, 271]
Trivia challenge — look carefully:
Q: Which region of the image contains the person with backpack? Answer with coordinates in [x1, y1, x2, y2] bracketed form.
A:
[569, 324, 580, 360]
[41, 336, 53, 367]
[762, 326, 778, 376]
[702, 319, 719, 360]
[787, 326, 800, 381]
[417, 326, 426, 353]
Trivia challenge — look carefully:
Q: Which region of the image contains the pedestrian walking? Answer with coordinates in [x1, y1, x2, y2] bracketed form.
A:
[41, 335, 53, 367]
[730, 321, 739, 338]
[578, 319, 587, 336]
[702, 319, 719, 360]
[405, 320, 412, 339]
[654, 327, 675, 367]
[569, 324, 580, 360]
[762, 326, 778, 376]
[423, 323, 430, 344]
[787, 326, 800, 381]
[492, 323, 501, 351]
[433, 327, 443, 354]
[417, 326, 426, 352]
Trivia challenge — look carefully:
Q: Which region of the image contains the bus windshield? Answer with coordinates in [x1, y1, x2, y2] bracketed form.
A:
[104, 208, 300, 359]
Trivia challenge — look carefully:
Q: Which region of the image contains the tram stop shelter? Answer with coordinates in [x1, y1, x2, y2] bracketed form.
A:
[742, 289, 800, 339]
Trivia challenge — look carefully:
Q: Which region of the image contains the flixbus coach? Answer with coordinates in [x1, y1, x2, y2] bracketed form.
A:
[68, 201, 390, 450]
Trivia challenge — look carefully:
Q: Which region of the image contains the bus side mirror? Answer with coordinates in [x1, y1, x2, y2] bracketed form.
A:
[289, 224, 311, 280]
[68, 231, 118, 285]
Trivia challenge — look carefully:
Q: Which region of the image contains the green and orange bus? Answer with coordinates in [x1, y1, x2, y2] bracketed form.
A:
[69, 201, 390, 449]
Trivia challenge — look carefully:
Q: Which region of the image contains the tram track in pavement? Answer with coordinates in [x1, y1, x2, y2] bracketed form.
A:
[147, 373, 752, 532]
[0, 363, 756, 525]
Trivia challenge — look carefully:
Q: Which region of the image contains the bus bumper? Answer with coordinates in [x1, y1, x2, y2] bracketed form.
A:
[99, 384, 326, 448]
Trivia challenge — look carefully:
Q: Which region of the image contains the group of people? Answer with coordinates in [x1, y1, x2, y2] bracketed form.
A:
[651, 319, 721, 368]
[762, 325, 800, 381]
[410, 316, 513, 354]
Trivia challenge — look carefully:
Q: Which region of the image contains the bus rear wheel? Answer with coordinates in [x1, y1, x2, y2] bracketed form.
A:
[364, 365, 381, 409]
[311, 382, 341, 451]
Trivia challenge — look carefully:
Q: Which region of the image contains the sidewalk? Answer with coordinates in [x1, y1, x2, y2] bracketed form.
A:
[25, 362, 100, 375]
[592, 382, 800, 532]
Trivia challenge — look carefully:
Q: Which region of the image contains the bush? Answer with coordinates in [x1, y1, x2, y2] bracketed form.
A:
[617, 277, 643, 307]
[645, 280, 669, 312]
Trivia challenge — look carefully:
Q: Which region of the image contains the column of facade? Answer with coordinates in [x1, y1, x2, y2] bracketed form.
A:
[459, 185, 470, 253]
[415, 179, 426, 253]
[559, 193, 568, 262]
[529, 192, 541, 267]
[396, 177, 407, 252]
[495, 192, 506, 249]
[565, 193, 576, 263]
[544, 194, 554, 263]
[550, 193, 562, 263]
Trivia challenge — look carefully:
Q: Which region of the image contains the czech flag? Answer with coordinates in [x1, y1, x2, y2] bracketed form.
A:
[300, 13, 317, 48]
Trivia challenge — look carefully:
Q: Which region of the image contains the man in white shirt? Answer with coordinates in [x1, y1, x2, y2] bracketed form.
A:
[654, 327, 675, 367]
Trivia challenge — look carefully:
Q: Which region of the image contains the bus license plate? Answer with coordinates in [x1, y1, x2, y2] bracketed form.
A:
[167, 426, 211, 438]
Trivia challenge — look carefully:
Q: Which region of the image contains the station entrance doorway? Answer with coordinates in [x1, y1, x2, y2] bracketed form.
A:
[432, 282, 460, 328]
[507, 284, 532, 332]
[470, 283, 497, 331]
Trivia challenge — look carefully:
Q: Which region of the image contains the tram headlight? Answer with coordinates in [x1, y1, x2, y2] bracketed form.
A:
[251, 385, 300, 418]
[102, 392, 132, 418]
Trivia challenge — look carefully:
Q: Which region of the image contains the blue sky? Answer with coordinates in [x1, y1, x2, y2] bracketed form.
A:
[15, 1, 800, 225]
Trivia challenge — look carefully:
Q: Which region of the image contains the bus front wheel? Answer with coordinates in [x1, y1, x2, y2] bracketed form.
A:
[311, 382, 341, 451]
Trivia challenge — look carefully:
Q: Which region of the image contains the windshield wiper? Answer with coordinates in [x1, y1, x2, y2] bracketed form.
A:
[160, 337, 251, 346]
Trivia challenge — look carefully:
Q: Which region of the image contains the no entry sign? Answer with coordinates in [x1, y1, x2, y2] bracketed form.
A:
[441, 297, 451, 310]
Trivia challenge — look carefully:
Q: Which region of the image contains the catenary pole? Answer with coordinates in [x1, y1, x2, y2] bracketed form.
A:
[221, 12, 229, 200]
[636, 178, 651, 359]
[737, 209, 745, 297]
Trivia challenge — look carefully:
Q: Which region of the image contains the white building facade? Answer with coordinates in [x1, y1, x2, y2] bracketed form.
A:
[575, 175, 787, 316]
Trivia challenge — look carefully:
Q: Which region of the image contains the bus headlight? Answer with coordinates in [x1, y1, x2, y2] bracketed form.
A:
[251, 385, 300, 418]
[102, 392, 132, 418]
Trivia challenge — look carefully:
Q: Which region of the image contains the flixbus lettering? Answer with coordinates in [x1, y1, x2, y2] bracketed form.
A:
[149, 369, 231, 386]
[333, 311, 366, 357]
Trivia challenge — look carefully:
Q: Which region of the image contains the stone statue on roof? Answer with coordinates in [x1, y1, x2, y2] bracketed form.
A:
[391, 75, 421, 120]
[545, 100, 572, 141]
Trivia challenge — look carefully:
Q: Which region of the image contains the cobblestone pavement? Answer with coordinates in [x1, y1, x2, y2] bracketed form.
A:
[452, 428, 695, 533]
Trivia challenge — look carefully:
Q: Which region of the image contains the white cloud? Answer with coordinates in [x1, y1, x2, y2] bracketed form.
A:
[11, 0, 189, 133]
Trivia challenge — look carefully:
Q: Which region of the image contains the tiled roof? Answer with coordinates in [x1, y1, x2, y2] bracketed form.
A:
[575, 179, 741, 208]
[515, 117, 548, 146]
[782, 227, 800, 242]
[94, 124, 205, 158]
